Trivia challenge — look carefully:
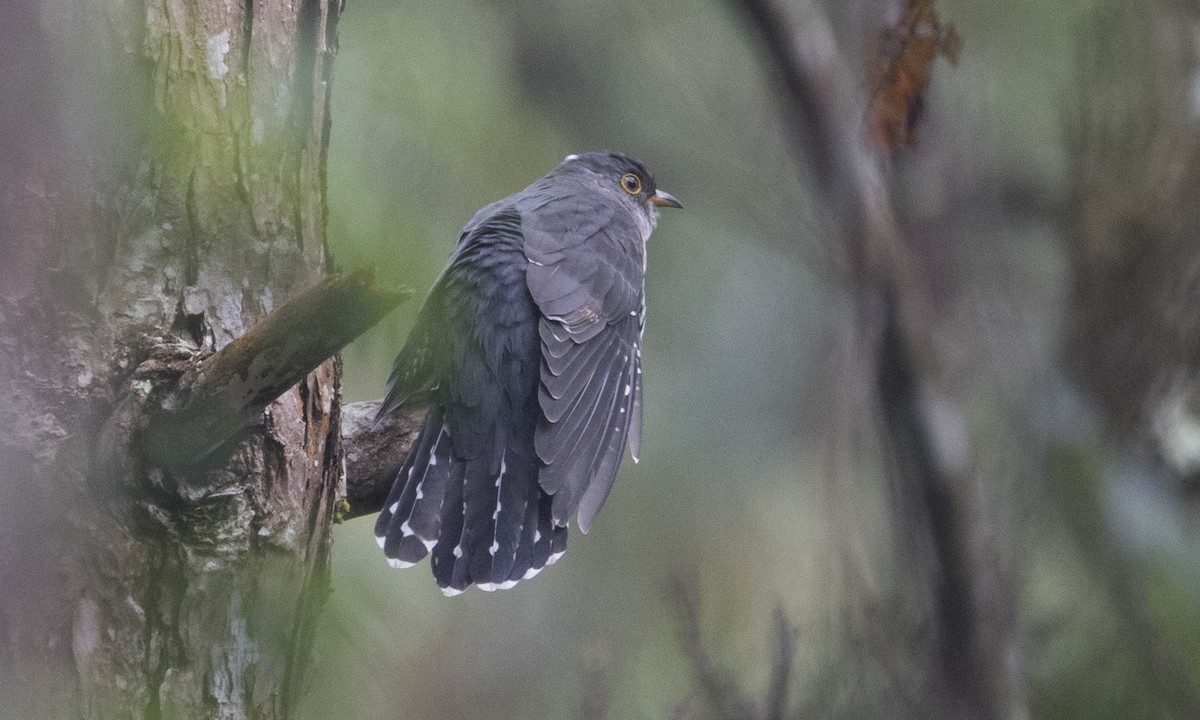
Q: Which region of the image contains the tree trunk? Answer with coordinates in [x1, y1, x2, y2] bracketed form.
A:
[0, 0, 343, 717]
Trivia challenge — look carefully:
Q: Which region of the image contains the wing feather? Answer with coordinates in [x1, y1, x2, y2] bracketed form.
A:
[538, 330, 617, 424]
[536, 318, 640, 524]
[628, 353, 644, 461]
[576, 351, 639, 532]
[522, 190, 647, 529]
[540, 331, 610, 401]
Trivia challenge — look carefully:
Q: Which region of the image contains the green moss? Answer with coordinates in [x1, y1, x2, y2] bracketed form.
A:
[333, 498, 352, 524]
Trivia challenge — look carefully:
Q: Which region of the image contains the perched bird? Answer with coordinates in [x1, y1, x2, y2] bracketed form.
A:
[374, 151, 680, 595]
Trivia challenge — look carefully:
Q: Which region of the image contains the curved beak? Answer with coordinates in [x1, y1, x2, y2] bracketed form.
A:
[650, 190, 683, 209]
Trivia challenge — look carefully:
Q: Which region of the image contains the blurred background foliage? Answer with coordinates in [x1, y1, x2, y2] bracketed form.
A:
[300, 0, 1200, 718]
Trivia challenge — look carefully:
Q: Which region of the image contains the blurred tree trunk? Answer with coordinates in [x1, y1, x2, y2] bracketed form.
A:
[0, 0, 343, 718]
[1055, 0, 1200, 715]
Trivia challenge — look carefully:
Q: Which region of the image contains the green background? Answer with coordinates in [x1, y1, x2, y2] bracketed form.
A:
[298, 0, 1162, 718]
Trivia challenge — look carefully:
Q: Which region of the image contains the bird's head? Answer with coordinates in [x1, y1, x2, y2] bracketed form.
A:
[556, 151, 682, 237]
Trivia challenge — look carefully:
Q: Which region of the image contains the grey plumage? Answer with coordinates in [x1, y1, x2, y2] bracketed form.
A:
[374, 151, 679, 595]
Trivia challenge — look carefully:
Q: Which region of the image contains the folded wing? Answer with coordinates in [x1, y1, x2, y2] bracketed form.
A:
[523, 194, 647, 532]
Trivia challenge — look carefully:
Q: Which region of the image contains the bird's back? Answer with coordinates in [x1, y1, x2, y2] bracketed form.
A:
[375, 205, 564, 594]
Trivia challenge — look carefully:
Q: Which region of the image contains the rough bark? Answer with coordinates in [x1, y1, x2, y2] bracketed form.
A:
[135, 269, 410, 469]
[0, 0, 346, 717]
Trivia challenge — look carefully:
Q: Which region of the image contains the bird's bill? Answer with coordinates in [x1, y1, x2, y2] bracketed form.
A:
[650, 190, 683, 209]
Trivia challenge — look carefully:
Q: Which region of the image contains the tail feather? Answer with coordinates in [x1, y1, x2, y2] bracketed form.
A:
[507, 475, 544, 582]
[550, 522, 568, 565]
[462, 452, 502, 588]
[374, 409, 433, 539]
[376, 406, 445, 564]
[479, 447, 534, 589]
[378, 404, 572, 595]
[430, 456, 468, 595]
[529, 493, 557, 571]
[404, 425, 454, 542]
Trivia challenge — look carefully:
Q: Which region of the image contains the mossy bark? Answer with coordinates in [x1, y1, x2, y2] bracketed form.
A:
[0, 0, 344, 717]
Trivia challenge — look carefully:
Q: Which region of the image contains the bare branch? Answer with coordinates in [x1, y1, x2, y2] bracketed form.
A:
[731, 2, 1023, 718]
[875, 303, 993, 717]
[136, 267, 410, 468]
[667, 581, 803, 720]
[731, 0, 914, 302]
[340, 400, 425, 521]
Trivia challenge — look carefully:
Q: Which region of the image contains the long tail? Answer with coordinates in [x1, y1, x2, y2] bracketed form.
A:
[374, 404, 568, 595]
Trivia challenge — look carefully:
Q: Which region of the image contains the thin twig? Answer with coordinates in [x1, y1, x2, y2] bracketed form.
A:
[668, 579, 759, 720]
[668, 579, 805, 720]
[764, 608, 797, 720]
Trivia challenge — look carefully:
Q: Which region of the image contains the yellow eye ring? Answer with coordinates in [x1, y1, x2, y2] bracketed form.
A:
[620, 173, 642, 195]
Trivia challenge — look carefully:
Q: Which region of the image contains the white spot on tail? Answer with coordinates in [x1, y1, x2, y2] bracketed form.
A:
[478, 582, 499, 592]
[400, 520, 415, 537]
[388, 558, 415, 569]
[375, 534, 386, 549]
[547, 550, 566, 565]
[427, 427, 446, 468]
[534, 529, 542, 543]
[453, 544, 463, 558]
[499, 580, 518, 590]
[489, 540, 500, 555]
[624, 384, 631, 396]
[421, 537, 436, 552]
[389, 501, 399, 514]
[564, 153, 580, 162]
[523, 566, 543, 580]
[441, 586, 464, 597]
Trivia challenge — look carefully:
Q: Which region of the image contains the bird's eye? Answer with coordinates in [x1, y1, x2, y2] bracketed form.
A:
[620, 173, 642, 195]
